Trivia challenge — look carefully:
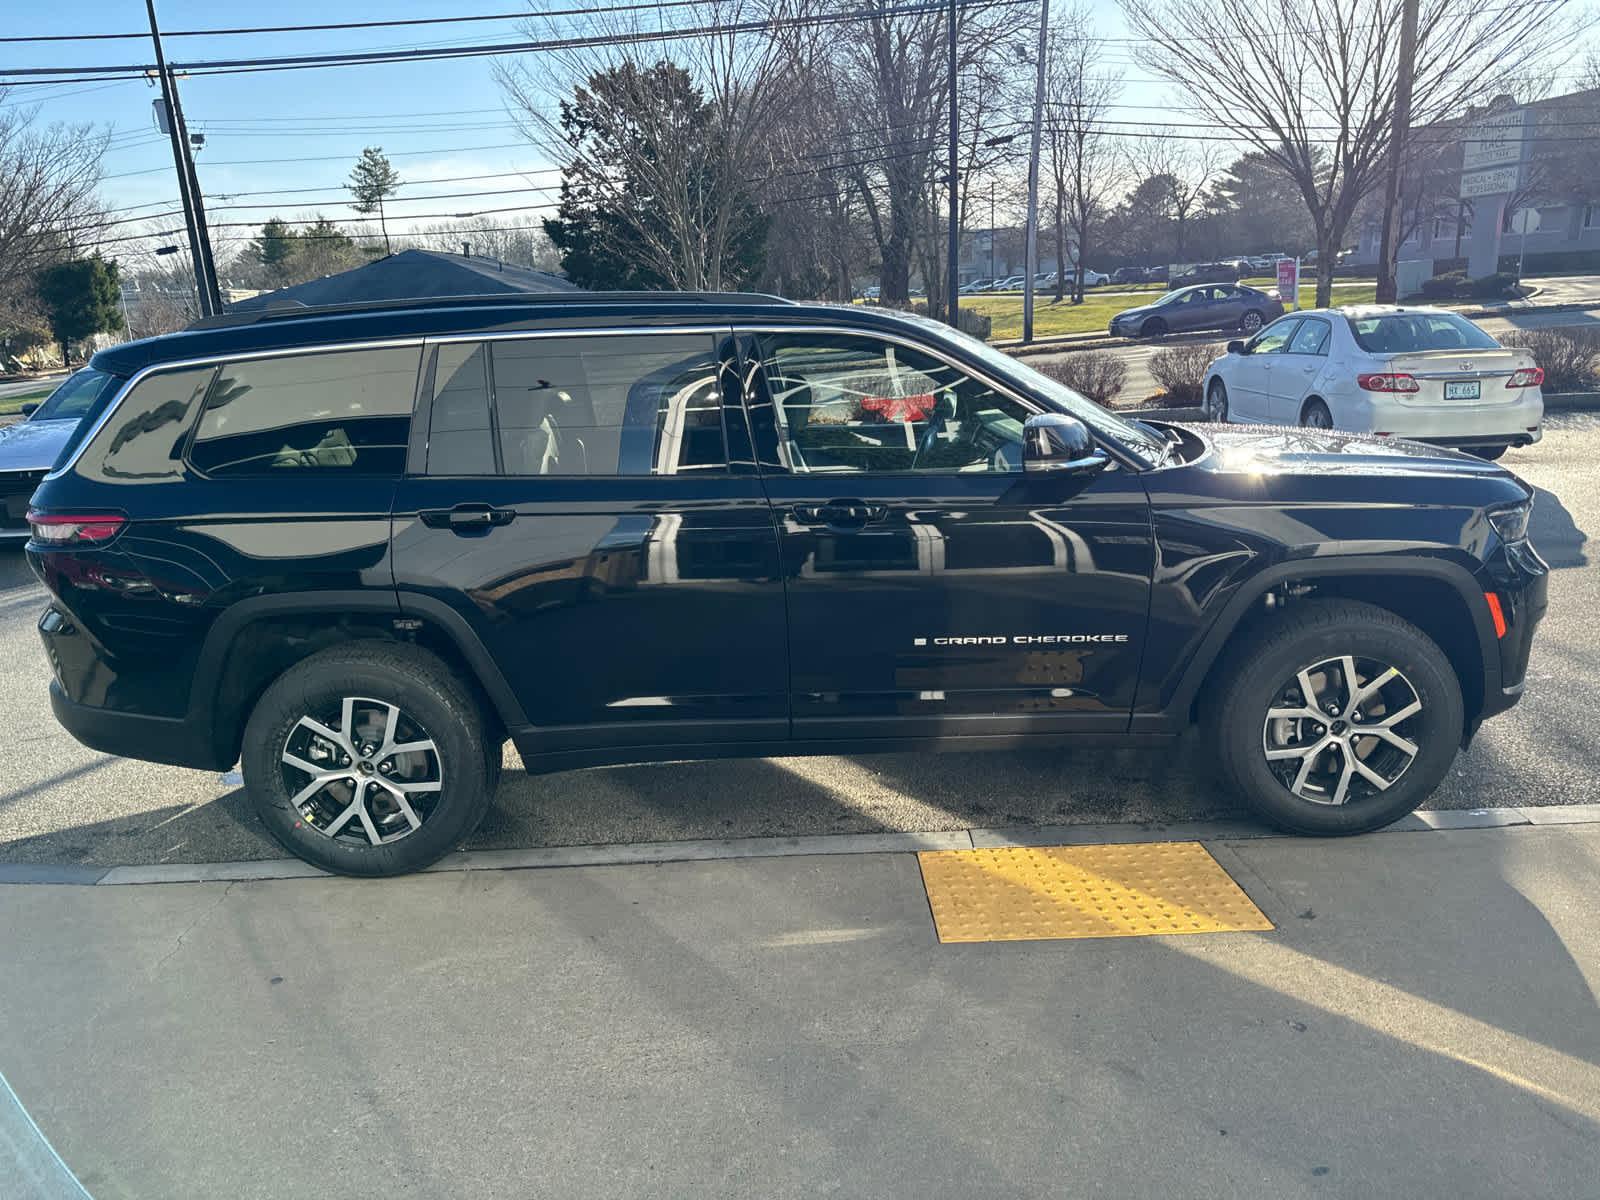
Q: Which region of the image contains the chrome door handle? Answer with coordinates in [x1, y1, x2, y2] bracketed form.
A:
[419, 504, 515, 532]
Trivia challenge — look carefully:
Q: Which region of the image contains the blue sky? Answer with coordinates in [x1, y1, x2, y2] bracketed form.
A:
[2, 0, 1172, 260]
[8, 1, 1596, 262]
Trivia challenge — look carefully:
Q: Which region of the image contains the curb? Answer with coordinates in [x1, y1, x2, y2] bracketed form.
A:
[3, 804, 1597, 887]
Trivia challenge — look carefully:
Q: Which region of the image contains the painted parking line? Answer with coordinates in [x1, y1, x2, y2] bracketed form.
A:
[0, 1069, 93, 1200]
[917, 842, 1274, 943]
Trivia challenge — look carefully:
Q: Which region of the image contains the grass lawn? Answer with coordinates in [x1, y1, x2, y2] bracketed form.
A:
[0, 386, 54, 416]
[969, 281, 1379, 341]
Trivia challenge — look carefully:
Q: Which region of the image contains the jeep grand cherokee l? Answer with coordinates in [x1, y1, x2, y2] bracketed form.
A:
[25, 293, 1547, 876]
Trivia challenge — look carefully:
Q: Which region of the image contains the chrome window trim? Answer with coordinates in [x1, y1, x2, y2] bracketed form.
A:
[45, 337, 428, 482]
[734, 322, 1154, 471]
[423, 325, 731, 346]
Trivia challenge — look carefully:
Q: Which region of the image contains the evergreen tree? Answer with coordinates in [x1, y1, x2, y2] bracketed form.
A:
[346, 147, 403, 255]
[37, 256, 123, 364]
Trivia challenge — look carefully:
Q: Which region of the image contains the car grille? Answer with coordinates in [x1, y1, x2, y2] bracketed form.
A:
[0, 470, 46, 531]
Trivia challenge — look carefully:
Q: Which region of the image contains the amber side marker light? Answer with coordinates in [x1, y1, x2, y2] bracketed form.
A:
[1485, 592, 1507, 639]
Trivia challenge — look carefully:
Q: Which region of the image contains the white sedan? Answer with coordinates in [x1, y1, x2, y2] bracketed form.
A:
[1201, 305, 1544, 459]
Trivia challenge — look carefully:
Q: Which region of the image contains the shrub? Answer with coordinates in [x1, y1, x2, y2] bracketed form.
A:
[1504, 327, 1600, 393]
[1034, 351, 1128, 406]
[1469, 272, 1519, 300]
[1419, 271, 1467, 300]
[1148, 342, 1223, 406]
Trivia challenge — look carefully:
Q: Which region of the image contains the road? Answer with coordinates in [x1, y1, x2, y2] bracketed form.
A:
[0, 413, 1592, 871]
[0, 373, 66, 402]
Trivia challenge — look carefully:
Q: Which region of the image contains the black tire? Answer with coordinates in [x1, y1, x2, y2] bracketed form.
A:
[1204, 599, 1463, 836]
[1205, 378, 1230, 422]
[1239, 309, 1265, 333]
[1300, 398, 1333, 429]
[241, 642, 498, 877]
[1141, 317, 1167, 339]
[1468, 444, 1508, 461]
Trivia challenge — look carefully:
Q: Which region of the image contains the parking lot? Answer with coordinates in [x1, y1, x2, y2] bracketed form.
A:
[0, 411, 1592, 873]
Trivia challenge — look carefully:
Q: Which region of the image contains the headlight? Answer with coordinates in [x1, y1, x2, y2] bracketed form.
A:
[1487, 501, 1530, 543]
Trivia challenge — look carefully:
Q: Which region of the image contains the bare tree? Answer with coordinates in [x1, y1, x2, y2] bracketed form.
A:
[824, 0, 1030, 305]
[1041, 8, 1123, 303]
[499, 0, 811, 290]
[0, 92, 108, 321]
[1135, 133, 1220, 262]
[401, 216, 561, 271]
[1120, 0, 1579, 304]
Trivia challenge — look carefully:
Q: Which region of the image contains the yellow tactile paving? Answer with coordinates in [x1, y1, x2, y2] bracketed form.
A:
[917, 842, 1274, 943]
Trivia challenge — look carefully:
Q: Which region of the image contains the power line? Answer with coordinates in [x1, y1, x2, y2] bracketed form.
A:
[0, 0, 1024, 82]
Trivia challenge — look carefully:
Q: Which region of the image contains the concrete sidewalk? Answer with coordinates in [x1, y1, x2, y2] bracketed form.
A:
[2, 823, 1597, 1199]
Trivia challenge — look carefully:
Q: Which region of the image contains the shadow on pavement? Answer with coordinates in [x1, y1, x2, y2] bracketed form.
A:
[1530, 484, 1588, 569]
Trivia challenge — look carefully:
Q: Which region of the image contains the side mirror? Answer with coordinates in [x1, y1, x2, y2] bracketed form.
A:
[1023, 414, 1109, 475]
[20, 403, 39, 417]
[1227, 340, 1245, 355]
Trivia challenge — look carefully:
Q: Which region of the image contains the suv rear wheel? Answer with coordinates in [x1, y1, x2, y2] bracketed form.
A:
[1206, 599, 1463, 835]
[241, 642, 500, 877]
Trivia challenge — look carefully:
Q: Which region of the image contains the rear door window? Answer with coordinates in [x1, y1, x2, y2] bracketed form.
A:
[189, 346, 421, 477]
[419, 333, 730, 477]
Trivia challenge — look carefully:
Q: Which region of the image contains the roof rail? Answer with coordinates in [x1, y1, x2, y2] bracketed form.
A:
[186, 290, 794, 332]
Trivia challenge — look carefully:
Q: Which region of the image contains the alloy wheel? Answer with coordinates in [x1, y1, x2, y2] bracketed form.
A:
[1241, 311, 1263, 333]
[1260, 655, 1423, 806]
[279, 696, 444, 845]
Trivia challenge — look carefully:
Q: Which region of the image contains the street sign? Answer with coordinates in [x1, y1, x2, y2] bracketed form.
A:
[1508, 208, 1539, 235]
[1462, 109, 1524, 170]
[1277, 258, 1299, 310]
[1461, 165, 1521, 199]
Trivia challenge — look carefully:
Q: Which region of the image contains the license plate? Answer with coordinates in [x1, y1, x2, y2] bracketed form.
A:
[1445, 380, 1481, 400]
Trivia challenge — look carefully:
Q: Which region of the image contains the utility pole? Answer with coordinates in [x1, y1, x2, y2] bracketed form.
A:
[990, 179, 996, 282]
[146, 0, 222, 317]
[1375, 0, 1419, 305]
[945, 0, 960, 327]
[1023, 0, 1049, 343]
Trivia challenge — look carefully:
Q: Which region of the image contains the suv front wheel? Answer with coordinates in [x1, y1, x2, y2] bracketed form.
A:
[241, 642, 500, 876]
[1206, 600, 1463, 835]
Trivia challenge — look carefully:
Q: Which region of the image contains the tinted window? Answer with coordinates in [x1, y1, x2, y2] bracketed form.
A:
[427, 343, 496, 476]
[32, 369, 121, 422]
[1347, 312, 1501, 354]
[758, 332, 1031, 475]
[78, 366, 214, 485]
[491, 334, 727, 476]
[189, 347, 420, 477]
[1287, 318, 1331, 356]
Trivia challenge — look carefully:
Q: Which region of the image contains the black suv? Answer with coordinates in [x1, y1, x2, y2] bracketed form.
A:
[26, 293, 1547, 876]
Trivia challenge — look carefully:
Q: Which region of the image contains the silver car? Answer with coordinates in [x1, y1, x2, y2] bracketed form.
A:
[0, 370, 122, 539]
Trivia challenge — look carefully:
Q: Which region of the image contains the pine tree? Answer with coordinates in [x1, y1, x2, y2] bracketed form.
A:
[346, 147, 403, 255]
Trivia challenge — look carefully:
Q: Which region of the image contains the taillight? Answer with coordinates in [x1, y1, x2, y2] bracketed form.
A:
[1357, 373, 1420, 393]
[1506, 367, 1544, 388]
[26, 510, 126, 545]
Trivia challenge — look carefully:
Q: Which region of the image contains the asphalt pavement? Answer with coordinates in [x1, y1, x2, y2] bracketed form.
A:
[0, 412, 1593, 871]
[2, 824, 1599, 1198]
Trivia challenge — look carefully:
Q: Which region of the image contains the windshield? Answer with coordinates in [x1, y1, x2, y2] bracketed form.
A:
[1347, 311, 1502, 354]
[886, 310, 1169, 459]
[31, 369, 122, 422]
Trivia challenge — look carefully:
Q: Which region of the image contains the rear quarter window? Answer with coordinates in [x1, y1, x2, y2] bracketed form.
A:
[74, 366, 216, 485]
[189, 346, 421, 477]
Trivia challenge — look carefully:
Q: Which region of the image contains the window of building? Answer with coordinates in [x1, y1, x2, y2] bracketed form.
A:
[756, 332, 1032, 475]
[189, 346, 420, 477]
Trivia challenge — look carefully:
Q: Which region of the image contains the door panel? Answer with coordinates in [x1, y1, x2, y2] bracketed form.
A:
[1270, 317, 1333, 423]
[742, 328, 1154, 738]
[390, 332, 788, 752]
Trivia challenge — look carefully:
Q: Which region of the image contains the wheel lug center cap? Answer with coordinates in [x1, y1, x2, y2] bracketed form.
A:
[357, 760, 375, 775]
[1330, 719, 1349, 736]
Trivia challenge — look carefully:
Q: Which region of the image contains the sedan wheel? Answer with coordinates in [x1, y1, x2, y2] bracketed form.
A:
[1205, 379, 1229, 422]
[1301, 399, 1333, 429]
[1239, 310, 1264, 333]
